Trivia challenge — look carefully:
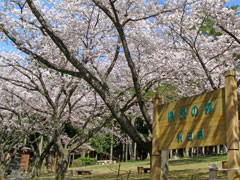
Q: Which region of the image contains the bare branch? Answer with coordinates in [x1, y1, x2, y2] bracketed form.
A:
[219, 25, 240, 45]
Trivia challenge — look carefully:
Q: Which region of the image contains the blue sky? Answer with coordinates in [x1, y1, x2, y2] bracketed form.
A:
[0, 0, 239, 54]
[157, 0, 240, 6]
[226, 0, 240, 7]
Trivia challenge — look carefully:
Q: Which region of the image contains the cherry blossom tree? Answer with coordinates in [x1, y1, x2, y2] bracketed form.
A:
[0, 58, 111, 179]
[0, 106, 29, 179]
[1, 2, 240, 174]
[0, 0, 179, 155]
[0, 69, 35, 179]
[150, 0, 240, 96]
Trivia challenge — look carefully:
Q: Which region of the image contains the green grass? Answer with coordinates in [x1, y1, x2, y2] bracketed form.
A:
[168, 155, 227, 179]
[36, 154, 227, 180]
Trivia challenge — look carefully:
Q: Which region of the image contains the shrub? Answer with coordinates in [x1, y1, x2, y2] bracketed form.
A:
[76, 157, 97, 166]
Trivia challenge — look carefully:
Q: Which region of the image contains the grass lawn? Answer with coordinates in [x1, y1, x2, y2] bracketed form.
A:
[37, 154, 227, 180]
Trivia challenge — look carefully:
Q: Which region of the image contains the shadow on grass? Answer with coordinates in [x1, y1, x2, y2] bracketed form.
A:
[168, 168, 227, 180]
[169, 154, 226, 166]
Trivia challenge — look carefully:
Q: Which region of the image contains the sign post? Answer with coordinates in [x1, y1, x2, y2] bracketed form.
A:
[225, 70, 240, 180]
[152, 70, 240, 180]
[151, 94, 162, 180]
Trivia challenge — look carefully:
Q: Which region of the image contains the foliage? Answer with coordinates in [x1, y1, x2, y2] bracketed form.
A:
[90, 132, 114, 154]
[76, 157, 97, 166]
[64, 123, 81, 139]
[200, 18, 222, 37]
[134, 117, 149, 135]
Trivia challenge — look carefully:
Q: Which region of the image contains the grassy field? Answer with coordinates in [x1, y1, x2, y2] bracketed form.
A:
[37, 154, 228, 180]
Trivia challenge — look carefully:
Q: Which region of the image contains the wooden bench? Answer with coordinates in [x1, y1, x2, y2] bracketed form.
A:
[137, 167, 151, 174]
[208, 162, 240, 179]
[137, 167, 144, 175]
[71, 170, 92, 176]
[143, 168, 151, 173]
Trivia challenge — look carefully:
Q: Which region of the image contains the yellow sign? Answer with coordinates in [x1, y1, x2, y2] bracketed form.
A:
[152, 71, 240, 180]
[157, 88, 226, 150]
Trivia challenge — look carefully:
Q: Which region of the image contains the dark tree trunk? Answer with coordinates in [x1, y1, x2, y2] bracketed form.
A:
[31, 156, 40, 177]
[31, 152, 46, 177]
[55, 138, 69, 180]
[0, 164, 7, 180]
[31, 140, 54, 178]
[55, 149, 69, 180]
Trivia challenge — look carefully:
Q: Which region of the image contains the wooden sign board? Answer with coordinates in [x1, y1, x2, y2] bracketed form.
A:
[152, 71, 240, 180]
[157, 88, 226, 150]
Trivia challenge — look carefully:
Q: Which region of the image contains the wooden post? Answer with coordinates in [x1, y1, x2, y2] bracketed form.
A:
[151, 94, 162, 180]
[202, 147, 205, 155]
[169, 150, 173, 159]
[185, 148, 189, 158]
[208, 163, 218, 180]
[225, 70, 240, 180]
[176, 149, 179, 158]
[117, 164, 121, 178]
[138, 167, 144, 175]
[217, 145, 220, 155]
[191, 148, 194, 157]
[161, 150, 169, 180]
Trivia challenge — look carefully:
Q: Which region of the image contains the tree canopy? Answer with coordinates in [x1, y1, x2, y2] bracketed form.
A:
[0, 0, 240, 179]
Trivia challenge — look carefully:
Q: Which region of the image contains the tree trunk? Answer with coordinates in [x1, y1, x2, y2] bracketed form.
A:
[110, 122, 114, 160]
[122, 143, 125, 161]
[31, 156, 40, 177]
[55, 148, 69, 180]
[38, 136, 43, 156]
[134, 142, 137, 160]
[31, 150, 46, 177]
[125, 141, 128, 162]
[217, 145, 220, 154]
[31, 139, 54, 178]
[129, 139, 134, 160]
[202, 147, 205, 155]
[55, 137, 69, 180]
[110, 139, 113, 160]
[175, 149, 178, 158]
[0, 164, 7, 180]
[169, 150, 172, 159]
[81, 150, 86, 158]
[213, 146, 216, 154]
[185, 148, 189, 158]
